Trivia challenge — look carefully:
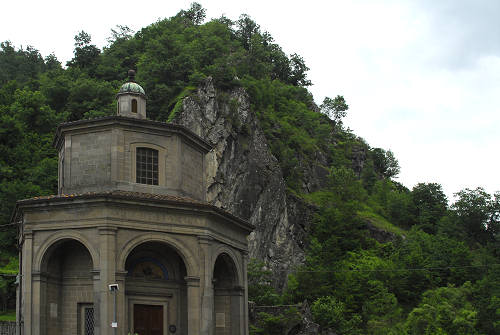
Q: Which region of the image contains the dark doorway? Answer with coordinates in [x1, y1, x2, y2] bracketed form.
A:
[134, 304, 163, 335]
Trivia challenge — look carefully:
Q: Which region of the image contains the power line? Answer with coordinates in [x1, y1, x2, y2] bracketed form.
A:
[0, 222, 19, 227]
[0, 273, 17, 277]
[253, 304, 301, 308]
[270, 264, 500, 273]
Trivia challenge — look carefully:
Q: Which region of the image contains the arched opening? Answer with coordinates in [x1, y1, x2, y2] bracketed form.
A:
[131, 98, 138, 113]
[125, 241, 188, 335]
[40, 239, 94, 335]
[213, 253, 241, 335]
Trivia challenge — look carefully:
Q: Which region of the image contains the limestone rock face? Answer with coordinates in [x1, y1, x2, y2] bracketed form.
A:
[172, 78, 314, 288]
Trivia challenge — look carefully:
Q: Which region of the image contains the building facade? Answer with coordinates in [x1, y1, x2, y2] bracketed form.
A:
[13, 71, 254, 335]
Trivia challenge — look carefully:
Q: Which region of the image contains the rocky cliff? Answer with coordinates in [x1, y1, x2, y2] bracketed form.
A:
[172, 78, 316, 288]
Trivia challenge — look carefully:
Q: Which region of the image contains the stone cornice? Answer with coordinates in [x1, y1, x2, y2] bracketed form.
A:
[15, 190, 254, 233]
[53, 115, 212, 153]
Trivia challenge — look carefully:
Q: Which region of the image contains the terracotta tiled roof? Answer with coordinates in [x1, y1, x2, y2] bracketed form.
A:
[19, 190, 204, 204]
[17, 190, 251, 227]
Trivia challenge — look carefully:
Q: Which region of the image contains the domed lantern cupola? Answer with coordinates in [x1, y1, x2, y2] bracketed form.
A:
[116, 69, 147, 119]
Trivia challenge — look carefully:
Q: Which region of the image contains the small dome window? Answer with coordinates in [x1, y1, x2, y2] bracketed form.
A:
[132, 99, 137, 113]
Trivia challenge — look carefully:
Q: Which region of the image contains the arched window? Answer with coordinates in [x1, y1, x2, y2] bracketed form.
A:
[136, 147, 158, 185]
[132, 99, 138, 113]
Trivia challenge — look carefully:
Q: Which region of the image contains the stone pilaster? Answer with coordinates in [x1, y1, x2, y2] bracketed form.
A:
[198, 236, 214, 335]
[185, 276, 201, 335]
[98, 227, 117, 335]
[231, 286, 245, 335]
[22, 230, 33, 335]
[242, 251, 249, 335]
[91, 270, 101, 335]
[115, 271, 127, 335]
[31, 272, 43, 335]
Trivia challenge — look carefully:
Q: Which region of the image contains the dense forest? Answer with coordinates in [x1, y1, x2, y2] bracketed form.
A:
[1, 3, 499, 334]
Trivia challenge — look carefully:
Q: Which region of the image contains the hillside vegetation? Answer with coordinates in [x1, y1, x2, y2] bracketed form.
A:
[1, 4, 499, 334]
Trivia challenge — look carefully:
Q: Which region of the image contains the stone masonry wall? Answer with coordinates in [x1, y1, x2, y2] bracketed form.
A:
[181, 141, 204, 199]
[44, 241, 94, 334]
[61, 280, 94, 335]
[214, 295, 231, 335]
[69, 131, 112, 190]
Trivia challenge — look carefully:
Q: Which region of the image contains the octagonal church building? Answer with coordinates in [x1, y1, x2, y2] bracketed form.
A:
[13, 71, 254, 335]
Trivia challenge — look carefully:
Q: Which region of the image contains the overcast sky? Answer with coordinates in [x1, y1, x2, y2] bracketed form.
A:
[2, 0, 499, 201]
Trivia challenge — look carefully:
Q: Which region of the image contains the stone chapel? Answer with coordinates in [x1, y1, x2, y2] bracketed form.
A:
[13, 70, 254, 335]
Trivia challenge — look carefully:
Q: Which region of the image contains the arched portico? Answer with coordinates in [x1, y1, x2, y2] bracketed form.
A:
[38, 238, 96, 335]
[34, 230, 99, 272]
[123, 241, 189, 335]
[211, 246, 244, 287]
[213, 252, 245, 335]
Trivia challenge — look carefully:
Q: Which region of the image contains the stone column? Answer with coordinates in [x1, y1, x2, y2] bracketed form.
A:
[16, 271, 20, 335]
[242, 252, 249, 335]
[185, 276, 201, 335]
[198, 237, 214, 335]
[98, 227, 117, 335]
[115, 271, 127, 335]
[231, 287, 244, 335]
[31, 272, 43, 335]
[92, 270, 101, 335]
[22, 230, 33, 335]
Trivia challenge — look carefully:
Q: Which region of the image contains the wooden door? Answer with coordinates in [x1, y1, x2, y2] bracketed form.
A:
[134, 304, 163, 335]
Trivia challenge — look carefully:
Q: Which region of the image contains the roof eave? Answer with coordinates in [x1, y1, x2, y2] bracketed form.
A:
[16, 192, 254, 232]
[52, 116, 213, 153]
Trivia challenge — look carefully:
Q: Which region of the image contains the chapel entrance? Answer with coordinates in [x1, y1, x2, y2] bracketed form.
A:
[133, 304, 163, 335]
[125, 241, 188, 334]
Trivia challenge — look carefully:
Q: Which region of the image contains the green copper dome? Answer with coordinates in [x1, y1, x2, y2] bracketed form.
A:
[119, 82, 145, 95]
[117, 70, 146, 96]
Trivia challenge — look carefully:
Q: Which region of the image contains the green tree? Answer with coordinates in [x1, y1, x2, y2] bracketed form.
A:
[251, 309, 301, 335]
[370, 148, 400, 178]
[405, 283, 480, 335]
[0, 42, 46, 86]
[107, 25, 134, 44]
[451, 187, 500, 245]
[179, 2, 206, 25]
[411, 183, 448, 233]
[311, 296, 362, 334]
[473, 264, 500, 334]
[236, 14, 260, 51]
[44, 53, 62, 71]
[288, 53, 311, 87]
[391, 228, 476, 304]
[247, 259, 281, 305]
[67, 31, 101, 73]
[320, 95, 348, 125]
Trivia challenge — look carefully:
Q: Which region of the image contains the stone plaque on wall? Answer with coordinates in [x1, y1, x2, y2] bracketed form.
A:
[215, 312, 225, 327]
[50, 303, 57, 318]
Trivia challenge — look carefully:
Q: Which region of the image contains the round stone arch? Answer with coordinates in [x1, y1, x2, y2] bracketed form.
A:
[211, 245, 243, 287]
[118, 233, 199, 276]
[34, 230, 99, 272]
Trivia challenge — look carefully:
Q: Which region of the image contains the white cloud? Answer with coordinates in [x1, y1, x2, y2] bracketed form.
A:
[2, 0, 499, 201]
